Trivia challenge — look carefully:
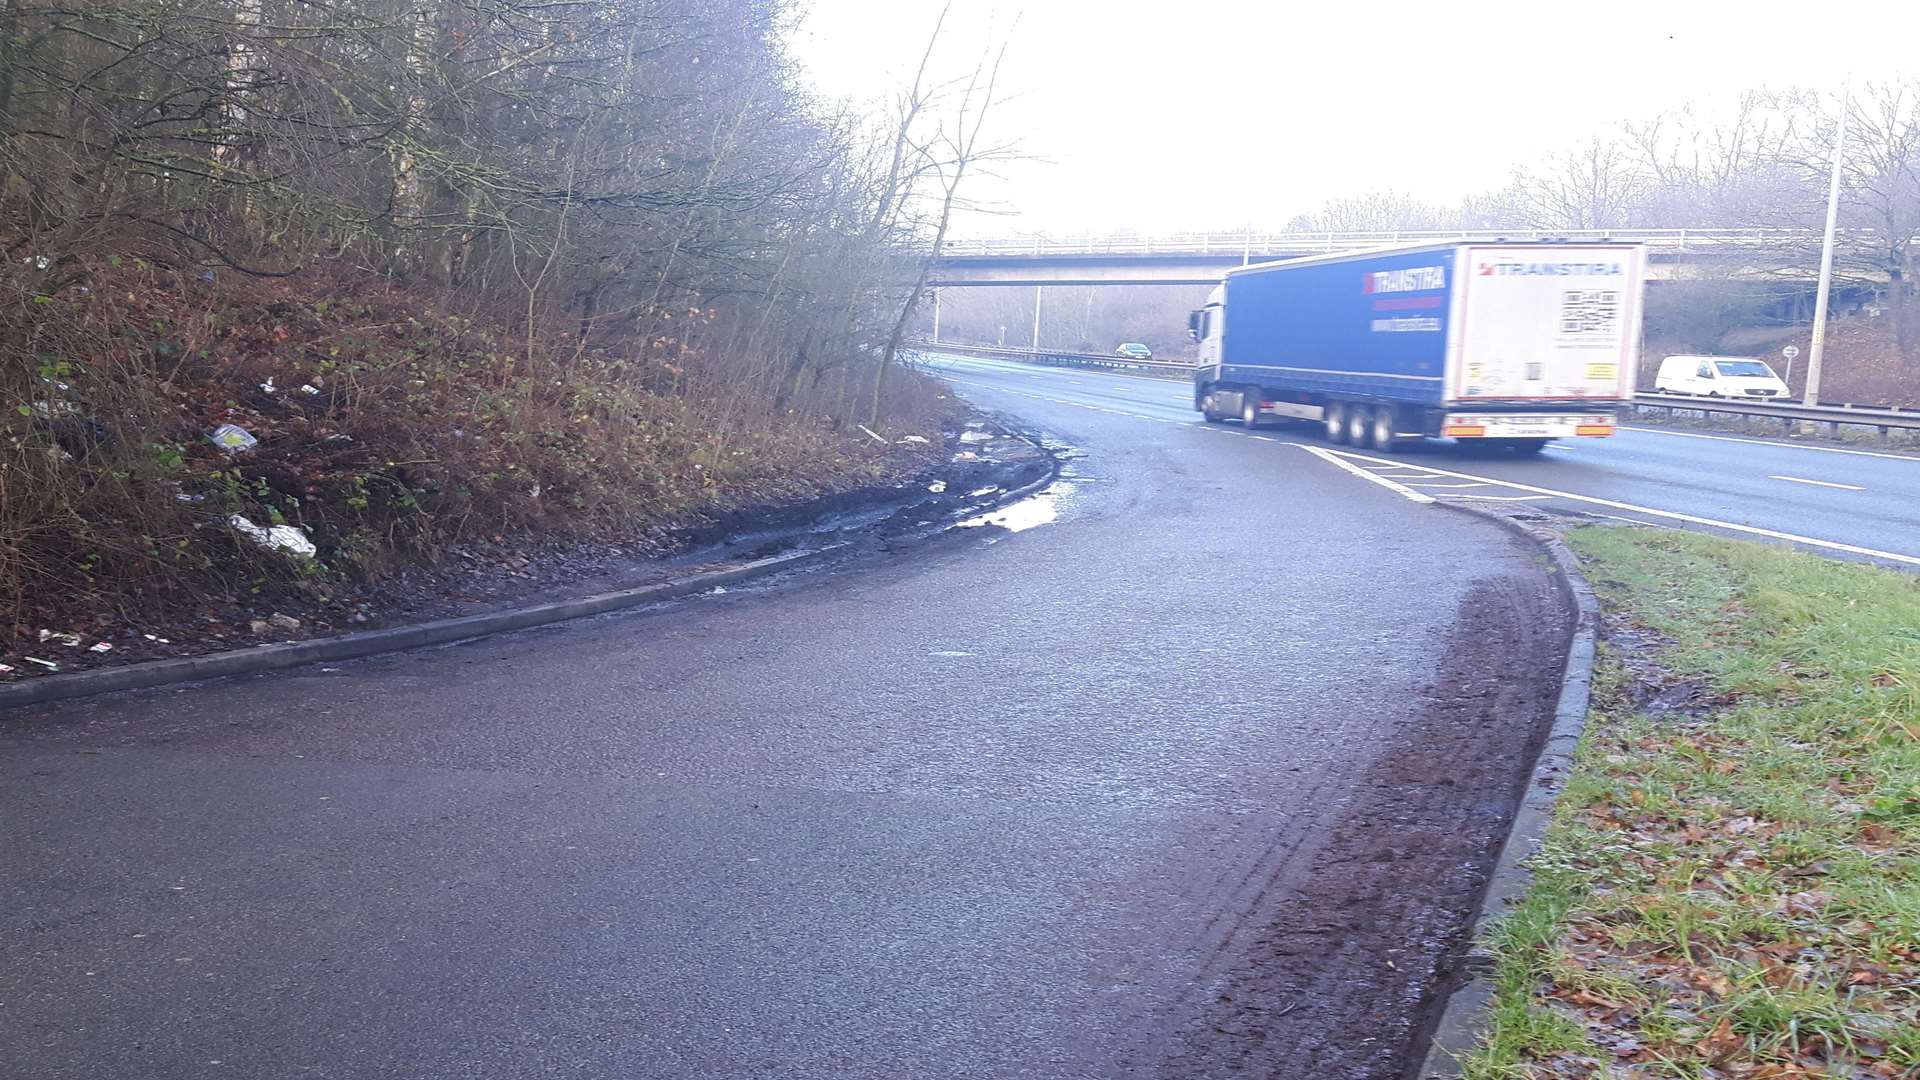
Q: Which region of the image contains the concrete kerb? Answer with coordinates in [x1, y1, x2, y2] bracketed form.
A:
[1415, 503, 1602, 1079]
[1, 453, 1063, 712]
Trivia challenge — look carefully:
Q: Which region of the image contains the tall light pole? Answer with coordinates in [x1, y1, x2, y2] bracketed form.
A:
[930, 289, 941, 343]
[1031, 285, 1043, 350]
[1805, 73, 1852, 406]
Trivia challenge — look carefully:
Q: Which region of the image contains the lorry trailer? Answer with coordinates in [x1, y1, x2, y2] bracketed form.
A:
[1190, 241, 1647, 452]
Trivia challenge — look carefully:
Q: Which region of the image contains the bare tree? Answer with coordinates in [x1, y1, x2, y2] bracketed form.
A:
[1837, 79, 1920, 362]
[1301, 190, 1455, 233]
[869, 20, 1015, 426]
[1509, 133, 1649, 230]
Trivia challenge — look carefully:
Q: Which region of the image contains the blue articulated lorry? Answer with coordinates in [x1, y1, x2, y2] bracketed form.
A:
[1189, 241, 1647, 452]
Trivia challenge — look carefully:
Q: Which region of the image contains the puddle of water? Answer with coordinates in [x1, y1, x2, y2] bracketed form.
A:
[956, 482, 1074, 534]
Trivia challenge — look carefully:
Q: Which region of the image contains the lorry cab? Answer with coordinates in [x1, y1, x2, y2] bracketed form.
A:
[1187, 286, 1225, 368]
[1653, 355, 1790, 399]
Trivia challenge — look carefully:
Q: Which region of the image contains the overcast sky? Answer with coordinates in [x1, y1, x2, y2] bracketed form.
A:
[791, 0, 1915, 237]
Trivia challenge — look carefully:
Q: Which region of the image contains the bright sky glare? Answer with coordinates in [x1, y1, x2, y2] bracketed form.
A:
[791, 0, 1917, 237]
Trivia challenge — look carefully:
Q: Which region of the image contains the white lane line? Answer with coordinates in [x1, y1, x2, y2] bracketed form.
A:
[1447, 494, 1554, 502]
[1406, 482, 1489, 489]
[1250, 435, 1279, 442]
[1770, 475, 1866, 491]
[1620, 425, 1920, 464]
[1295, 445, 1434, 504]
[1588, 512, 1665, 527]
[1325, 448, 1920, 567]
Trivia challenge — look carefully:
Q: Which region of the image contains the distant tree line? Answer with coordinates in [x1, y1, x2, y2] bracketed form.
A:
[1286, 82, 1920, 364]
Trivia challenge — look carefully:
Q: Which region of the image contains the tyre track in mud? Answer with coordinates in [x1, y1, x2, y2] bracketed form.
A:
[1145, 570, 1570, 1079]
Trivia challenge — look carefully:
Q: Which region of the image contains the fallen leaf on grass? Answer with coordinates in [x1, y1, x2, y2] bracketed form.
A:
[1845, 964, 1891, 985]
[1856, 823, 1901, 854]
[1695, 1017, 1742, 1062]
[1682, 966, 1734, 997]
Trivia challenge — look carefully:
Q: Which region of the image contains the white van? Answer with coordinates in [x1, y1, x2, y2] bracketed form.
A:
[1653, 355, 1791, 399]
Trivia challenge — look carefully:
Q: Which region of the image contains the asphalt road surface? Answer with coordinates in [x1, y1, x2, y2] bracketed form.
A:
[928, 352, 1920, 568]
[3, 363, 1572, 1079]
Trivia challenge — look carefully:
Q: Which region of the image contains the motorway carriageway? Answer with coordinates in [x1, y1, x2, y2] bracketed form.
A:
[923, 352, 1920, 569]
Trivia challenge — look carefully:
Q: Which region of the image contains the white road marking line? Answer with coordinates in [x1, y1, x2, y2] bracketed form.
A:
[1588, 512, 1665, 527]
[1769, 475, 1866, 491]
[1325, 448, 1920, 567]
[1295, 445, 1434, 504]
[1620, 425, 1920, 463]
[1250, 435, 1278, 442]
[1406, 482, 1489, 489]
[1444, 494, 1554, 502]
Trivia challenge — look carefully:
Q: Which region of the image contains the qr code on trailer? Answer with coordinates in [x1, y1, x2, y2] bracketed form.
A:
[1560, 289, 1620, 335]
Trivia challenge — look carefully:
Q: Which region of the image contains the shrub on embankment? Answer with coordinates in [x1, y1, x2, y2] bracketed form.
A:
[1, 0, 965, 648]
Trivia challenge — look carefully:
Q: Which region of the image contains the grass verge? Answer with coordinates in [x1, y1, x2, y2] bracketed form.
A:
[1461, 527, 1920, 1079]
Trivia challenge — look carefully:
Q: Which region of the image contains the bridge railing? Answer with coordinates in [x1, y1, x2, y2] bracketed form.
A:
[937, 227, 1878, 259]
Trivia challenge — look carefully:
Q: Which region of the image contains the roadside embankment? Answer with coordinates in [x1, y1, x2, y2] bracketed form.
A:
[4, 266, 983, 683]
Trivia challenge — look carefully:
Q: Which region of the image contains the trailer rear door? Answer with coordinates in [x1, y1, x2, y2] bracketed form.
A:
[1451, 245, 1643, 403]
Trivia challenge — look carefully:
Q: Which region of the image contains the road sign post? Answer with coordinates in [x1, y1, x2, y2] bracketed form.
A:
[1782, 344, 1800, 388]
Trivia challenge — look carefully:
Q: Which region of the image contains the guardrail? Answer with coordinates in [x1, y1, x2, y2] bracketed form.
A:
[1629, 393, 1920, 435]
[939, 228, 1916, 259]
[913, 340, 1920, 437]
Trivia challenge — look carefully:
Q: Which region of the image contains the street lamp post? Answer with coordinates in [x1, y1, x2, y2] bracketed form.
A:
[1805, 75, 1852, 407]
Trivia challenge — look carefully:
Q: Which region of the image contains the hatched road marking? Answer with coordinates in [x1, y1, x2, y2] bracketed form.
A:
[1295, 445, 1434, 504]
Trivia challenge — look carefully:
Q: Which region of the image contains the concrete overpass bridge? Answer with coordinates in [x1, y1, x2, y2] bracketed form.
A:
[927, 228, 1850, 287]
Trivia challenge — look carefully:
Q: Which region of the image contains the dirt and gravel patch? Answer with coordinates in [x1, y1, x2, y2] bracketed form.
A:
[1156, 555, 1574, 1079]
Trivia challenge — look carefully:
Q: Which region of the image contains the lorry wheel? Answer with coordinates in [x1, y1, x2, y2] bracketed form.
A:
[1366, 405, 1400, 452]
[1200, 392, 1225, 422]
[1324, 401, 1349, 444]
[1241, 391, 1262, 427]
[1344, 405, 1371, 447]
